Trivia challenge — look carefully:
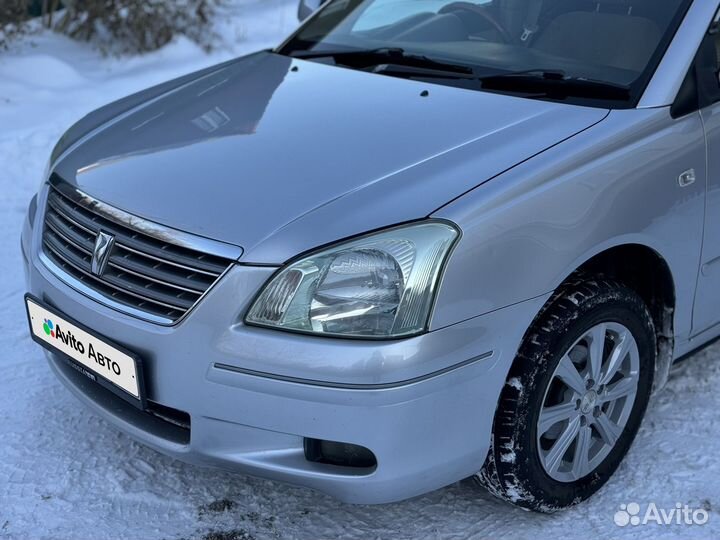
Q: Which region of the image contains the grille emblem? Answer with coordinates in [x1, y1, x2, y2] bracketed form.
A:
[91, 231, 115, 276]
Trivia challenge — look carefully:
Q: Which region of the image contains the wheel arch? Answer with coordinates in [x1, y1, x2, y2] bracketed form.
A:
[545, 241, 677, 390]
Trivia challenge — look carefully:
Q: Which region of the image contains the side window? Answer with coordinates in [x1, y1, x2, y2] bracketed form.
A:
[699, 9, 720, 105]
[672, 14, 720, 117]
[714, 10, 720, 71]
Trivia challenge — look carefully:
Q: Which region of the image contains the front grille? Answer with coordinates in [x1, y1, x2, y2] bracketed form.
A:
[42, 185, 234, 323]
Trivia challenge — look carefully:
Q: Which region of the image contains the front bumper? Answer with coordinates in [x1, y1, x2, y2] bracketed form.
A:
[21, 192, 547, 503]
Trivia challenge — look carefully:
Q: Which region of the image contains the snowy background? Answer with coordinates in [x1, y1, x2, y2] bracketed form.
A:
[1, 1, 719, 538]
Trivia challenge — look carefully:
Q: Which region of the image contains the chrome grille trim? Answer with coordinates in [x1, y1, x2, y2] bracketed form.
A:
[106, 260, 205, 295]
[43, 237, 194, 313]
[112, 242, 221, 277]
[41, 177, 242, 325]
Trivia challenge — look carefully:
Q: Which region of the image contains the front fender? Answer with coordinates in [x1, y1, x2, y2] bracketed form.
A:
[431, 107, 705, 344]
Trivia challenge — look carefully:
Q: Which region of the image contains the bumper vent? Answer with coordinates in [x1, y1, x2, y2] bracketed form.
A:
[41, 184, 235, 323]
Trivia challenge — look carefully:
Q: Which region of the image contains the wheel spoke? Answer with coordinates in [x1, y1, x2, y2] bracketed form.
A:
[543, 416, 581, 474]
[600, 329, 634, 385]
[603, 376, 637, 403]
[571, 426, 593, 478]
[555, 354, 586, 395]
[594, 412, 622, 447]
[587, 323, 606, 382]
[538, 401, 578, 435]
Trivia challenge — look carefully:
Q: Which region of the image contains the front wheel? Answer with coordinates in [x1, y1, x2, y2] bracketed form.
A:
[478, 278, 656, 512]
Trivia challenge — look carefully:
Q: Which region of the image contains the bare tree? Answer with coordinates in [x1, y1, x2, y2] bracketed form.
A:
[0, 0, 29, 48]
[2, 0, 225, 52]
[59, 0, 226, 54]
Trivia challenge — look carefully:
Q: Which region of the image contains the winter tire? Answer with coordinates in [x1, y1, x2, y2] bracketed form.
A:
[477, 278, 655, 512]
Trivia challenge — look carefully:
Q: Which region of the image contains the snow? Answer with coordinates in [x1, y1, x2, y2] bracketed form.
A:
[507, 377, 524, 392]
[1, 1, 720, 538]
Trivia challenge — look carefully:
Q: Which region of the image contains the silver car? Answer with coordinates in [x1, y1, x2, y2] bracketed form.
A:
[21, 0, 720, 511]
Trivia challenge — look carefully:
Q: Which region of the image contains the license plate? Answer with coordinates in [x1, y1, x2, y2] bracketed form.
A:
[25, 295, 145, 408]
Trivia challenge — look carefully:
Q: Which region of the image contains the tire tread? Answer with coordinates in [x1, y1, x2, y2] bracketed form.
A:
[476, 275, 655, 512]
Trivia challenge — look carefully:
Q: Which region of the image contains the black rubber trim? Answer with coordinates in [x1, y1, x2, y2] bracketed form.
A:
[213, 350, 493, 390]
[50, 354, 191, 445]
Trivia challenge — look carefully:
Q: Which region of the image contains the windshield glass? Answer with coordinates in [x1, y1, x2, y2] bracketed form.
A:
[278, 0, 693, 108]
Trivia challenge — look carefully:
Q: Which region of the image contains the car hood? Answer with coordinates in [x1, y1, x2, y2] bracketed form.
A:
[54, 51, 608, 263]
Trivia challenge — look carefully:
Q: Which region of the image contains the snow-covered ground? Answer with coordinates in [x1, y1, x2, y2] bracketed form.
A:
[1, 1, 719, 539]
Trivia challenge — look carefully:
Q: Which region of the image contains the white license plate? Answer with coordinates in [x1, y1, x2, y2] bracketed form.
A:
[25, 296, 143, 404]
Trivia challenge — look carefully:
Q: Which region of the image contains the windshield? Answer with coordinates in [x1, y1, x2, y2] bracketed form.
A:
[278, 0, 693, 108]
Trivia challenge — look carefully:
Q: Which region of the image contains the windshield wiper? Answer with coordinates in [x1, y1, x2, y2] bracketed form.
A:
[288, 47, 475, 76]
[479, 70, 631, 101]
[370, 62, 478, 80]
[289, 51, 631, 101]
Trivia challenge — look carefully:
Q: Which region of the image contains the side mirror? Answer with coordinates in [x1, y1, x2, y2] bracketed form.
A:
[298, 0, 323, 21]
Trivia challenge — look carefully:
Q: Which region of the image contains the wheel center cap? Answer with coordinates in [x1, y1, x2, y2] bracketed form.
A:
[580, 390, 598, 414]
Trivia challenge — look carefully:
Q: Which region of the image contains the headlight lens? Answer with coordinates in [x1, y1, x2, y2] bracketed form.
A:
[245, 221, 459, 338]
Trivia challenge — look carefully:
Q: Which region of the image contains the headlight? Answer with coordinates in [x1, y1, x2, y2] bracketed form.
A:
[245, 221, 459, 338]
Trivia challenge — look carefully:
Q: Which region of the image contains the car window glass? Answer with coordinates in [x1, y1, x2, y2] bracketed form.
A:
[282, 0, 693, 108]
[353, 0, 492, 31]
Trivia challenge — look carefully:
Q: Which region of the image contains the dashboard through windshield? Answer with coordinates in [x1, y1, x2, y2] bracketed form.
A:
[279, 0, 694, 108]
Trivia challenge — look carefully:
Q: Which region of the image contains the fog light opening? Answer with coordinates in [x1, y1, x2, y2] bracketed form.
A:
[304, 438, 377, 469]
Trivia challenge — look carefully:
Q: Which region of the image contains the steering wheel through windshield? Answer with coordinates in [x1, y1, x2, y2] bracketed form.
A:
[439, 1, 513, 43]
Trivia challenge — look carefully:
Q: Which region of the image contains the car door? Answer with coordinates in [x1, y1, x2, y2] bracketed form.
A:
[692, 9, 720, 334]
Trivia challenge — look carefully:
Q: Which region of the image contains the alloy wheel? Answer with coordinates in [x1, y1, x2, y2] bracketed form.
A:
[537, 322, 640, 482]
